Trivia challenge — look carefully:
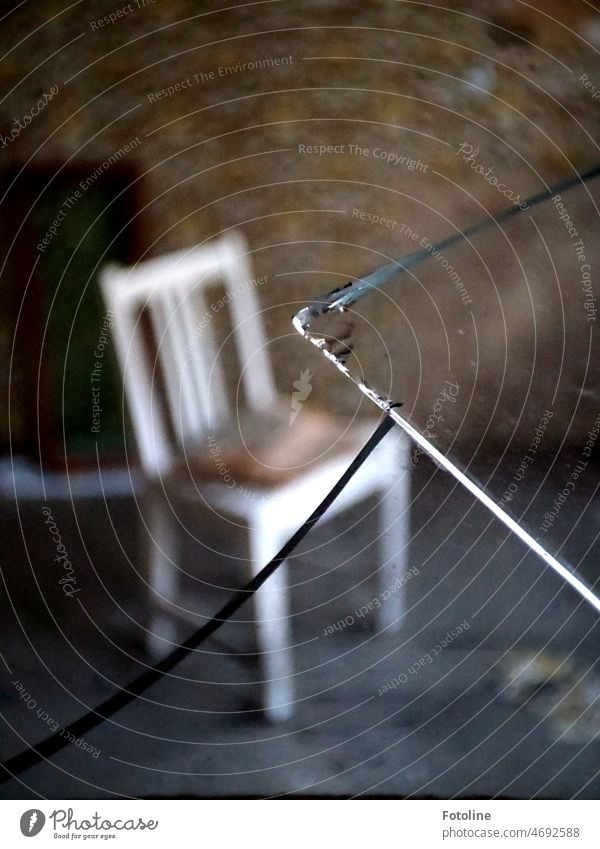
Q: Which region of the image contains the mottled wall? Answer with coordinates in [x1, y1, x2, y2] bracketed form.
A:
[2, 0, 599, 451]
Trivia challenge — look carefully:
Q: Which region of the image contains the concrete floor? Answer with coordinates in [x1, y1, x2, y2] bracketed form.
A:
[1, 455, 599, 799]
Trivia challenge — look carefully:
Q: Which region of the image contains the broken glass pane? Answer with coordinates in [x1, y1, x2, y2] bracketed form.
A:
[294, 170, 600, 613]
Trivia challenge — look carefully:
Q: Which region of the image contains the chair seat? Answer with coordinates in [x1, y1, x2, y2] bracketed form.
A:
[168, 406, 371, 490]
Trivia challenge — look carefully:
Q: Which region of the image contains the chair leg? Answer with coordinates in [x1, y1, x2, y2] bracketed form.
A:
[249, 525, 294, 722]
[377, 446, 411, 634]
[145, 493, 180, 659]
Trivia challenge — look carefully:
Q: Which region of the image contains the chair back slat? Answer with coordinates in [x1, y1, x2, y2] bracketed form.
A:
[176, 283, 230, 430]
[147, 289, 196, 445]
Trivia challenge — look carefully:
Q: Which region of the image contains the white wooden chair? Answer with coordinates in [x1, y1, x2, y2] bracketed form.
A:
[100, 231, 410, 721]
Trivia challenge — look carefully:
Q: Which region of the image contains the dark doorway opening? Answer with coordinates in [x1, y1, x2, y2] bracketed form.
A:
[0, 161, 145, 470]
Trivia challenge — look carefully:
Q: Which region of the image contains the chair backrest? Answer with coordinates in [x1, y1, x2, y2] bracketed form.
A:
[100, 231, 277, 478]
